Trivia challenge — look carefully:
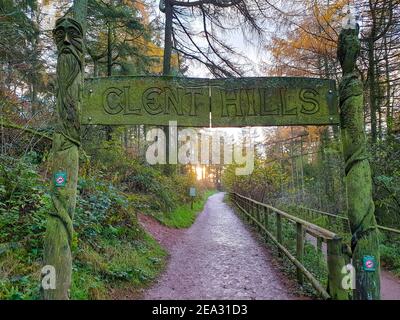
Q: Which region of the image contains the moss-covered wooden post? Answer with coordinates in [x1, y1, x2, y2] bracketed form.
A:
[296, 222, 304, 285]
[338, 25, 381, 300]
[42, 15, 84, 300]
[327, 237, 350, 300]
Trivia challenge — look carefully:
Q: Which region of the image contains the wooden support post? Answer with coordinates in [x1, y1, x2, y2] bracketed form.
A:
[43, 8, 85, 299]
[249, 202, 252, 222]
[276, 213, 282, 256]
[296, 223, 305, 284]
[264, 207, 269, 229]
[338, 24, 380, 300]
[327, 237, 350, 300]
[254, 204, 257, 225]
[264, 207, 269, 243]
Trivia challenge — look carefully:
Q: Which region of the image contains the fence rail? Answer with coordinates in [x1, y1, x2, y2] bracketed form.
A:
[295, 205, 400, 235]
[230, 192, 350, 300]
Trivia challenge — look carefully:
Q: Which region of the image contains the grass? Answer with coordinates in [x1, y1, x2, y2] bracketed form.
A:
[156, 190, 217, 228]
[0, 151, 213, 299]
[0, 232, 166, 300]
[0, 247, 42, 300]
[380, 240, 400, 276]
[0, 233, 166, 300]
[1, 183, 214, 301]
[70, 233, 166, 300]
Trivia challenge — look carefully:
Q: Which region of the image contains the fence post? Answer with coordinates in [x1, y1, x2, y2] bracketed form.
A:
[263, 206, 269, 243]
[327, 237, 350, 300]
[296, 222, 305, 285]
[248, 201, 252, 222]
[257, 205, 261, 230]
[260, 206, 264, 226]
[276, 212, 282, 256]
[253, 203, 256, 222]
[264, 207, 269, 229]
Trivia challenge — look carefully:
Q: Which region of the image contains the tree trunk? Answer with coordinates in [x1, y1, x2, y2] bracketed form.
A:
[107, 23, 112, 77]
[162, 1, 174, 175]
[367, 38, 378, 143]
[338, 27, 380, 300]
[383, 36, 393, 135]
[163, 0, 173, 76]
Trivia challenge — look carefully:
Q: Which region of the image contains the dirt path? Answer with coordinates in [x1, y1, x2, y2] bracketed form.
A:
[380, 270, 400, 300]
[139, 192, 298, 300]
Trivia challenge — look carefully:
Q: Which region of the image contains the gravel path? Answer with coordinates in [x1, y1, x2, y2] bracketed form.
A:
[140, 192, 297, 300]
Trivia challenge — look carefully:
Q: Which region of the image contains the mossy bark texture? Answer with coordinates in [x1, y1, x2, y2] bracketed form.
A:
[42, 16, 83, 300]
[338, 26, 381, 300]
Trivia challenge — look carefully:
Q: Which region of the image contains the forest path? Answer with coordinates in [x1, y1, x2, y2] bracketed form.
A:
[140, 192, 299, 300]
[381, 270, 400, 300]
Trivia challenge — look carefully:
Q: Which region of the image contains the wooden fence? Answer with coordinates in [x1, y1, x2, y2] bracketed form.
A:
[295, 206, 400, 235]
[230, 192, 350, 300]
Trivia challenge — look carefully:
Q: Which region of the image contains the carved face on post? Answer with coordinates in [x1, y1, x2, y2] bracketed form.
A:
[52, 17, 83, 143]
[53, 17, 83, 62]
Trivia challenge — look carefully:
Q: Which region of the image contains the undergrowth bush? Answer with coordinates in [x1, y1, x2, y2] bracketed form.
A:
[0, 155, 166, 300]
[1, 127, 209, 300]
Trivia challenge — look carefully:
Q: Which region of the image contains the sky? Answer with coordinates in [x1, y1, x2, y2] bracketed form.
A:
[150, 0, 273, 143]
[152, 1, 271, 78]
[40, 0, 274, 143]
[151, 1, 275, 143]
[40, 0, 270, 78]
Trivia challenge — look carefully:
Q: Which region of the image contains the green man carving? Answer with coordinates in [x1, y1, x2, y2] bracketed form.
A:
[338, 25, 380, 300]
[53, 17, 83, 143]
[42, 17, 83, 300]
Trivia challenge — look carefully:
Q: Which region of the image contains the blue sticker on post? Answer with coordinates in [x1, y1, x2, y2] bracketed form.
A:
[54, 171, 67, 187]
[363, 256, 376, 272]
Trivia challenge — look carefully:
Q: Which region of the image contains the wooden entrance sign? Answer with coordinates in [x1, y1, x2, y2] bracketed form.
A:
[81, 76, 338, 127]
